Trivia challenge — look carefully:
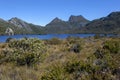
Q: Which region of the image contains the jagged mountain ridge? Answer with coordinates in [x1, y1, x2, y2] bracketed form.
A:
[0, 11, 120, 35]
[44, 15, 89, 34]
[50, 17, 64, 23]
[68, 15, 90, 28]
[44, 17, 72, 34]
[80, 11, 120, 34]
[0, 17, 44, 35]
[9, 17, 33, 32]
[9, 17, 32, 30]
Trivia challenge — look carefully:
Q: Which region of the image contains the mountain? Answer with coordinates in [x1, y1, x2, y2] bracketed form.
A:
[69, 15, 89, 27]
[0, 18, 18, 35]
[44, 17, 72, 34]
[9, 17, 33, 31]
[44, 16, 89, 34]
[80, 11, 120, 34]
[8, 17, 44, 34]
[0, 17, 44, 35]
[50, 17, 63, 23]
[0, 11, 120, 35]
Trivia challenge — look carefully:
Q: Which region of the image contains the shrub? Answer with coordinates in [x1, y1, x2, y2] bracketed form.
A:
[64, 58, 93, 80]
[94, 49, 104, 59]
[0, 38, 46, 66]
[65, 60, 81, 73]
[103, 39, 120, 54]
[44, 38, 62, 45]
[41, 62, 68, 80]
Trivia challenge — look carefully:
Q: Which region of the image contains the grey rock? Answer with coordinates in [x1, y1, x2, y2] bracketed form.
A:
[5, 27, 14, 35]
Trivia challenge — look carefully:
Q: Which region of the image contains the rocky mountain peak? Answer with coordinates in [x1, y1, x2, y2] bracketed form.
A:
[8, 17, 28, 28]
[8, 17, 33, 32]
[9, 17, 22, 22]
[69, 15, 89, 23]
[50, 17, 63, 23]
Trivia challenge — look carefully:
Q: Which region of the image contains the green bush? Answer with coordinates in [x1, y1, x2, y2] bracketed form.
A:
[44, 38, 62, 45]
[41, 62, 68, 80]
[94, 49, 104, 59]
[65, 60, 81, 73]
[103, 39, 120, 54]
[64, 59, 93, 80]
[0, 38, 46, 66]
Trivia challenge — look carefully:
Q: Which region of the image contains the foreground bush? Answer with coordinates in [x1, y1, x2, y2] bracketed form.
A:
[41, 62, 68, 80]
[103, 39, 120, 54]
[0, 38, 46, 66]
[91, 39, 120, 80]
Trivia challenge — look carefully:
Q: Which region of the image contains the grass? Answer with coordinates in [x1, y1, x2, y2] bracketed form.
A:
[0, 37, 120, 80]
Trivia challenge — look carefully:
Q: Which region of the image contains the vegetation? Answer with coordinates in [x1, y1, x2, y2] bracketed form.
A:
[44, 38, 62, 45]
[0, 38, 46, 66]
[0, 37, 120, 80]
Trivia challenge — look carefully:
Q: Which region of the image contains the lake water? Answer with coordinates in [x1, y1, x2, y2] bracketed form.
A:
[0, 34, 96, 42]
[0, 34, 118, 42]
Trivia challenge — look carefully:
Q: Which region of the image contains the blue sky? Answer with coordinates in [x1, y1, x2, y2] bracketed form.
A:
[0, 0, 120, 26]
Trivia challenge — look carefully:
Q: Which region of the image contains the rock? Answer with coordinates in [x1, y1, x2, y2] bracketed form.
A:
[5, 27, 14, 35]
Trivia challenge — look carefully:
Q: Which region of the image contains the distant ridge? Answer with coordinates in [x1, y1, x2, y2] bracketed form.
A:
[80, 11, 120, 34]
[44, 15, 89, 34]
[0, 11, 120, 35]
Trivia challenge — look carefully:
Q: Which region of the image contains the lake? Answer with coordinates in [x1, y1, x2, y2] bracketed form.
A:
[0, 34, 118, 42]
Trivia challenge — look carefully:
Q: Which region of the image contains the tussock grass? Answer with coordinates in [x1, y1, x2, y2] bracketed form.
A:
[0, 37, 120, 80]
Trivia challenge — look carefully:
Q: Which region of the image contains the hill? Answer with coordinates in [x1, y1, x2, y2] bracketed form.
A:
[0, 17, 44, 35]
[0, 18, 22, 35]
[80, 11, 120, 34]
[8, 17, 44, 34]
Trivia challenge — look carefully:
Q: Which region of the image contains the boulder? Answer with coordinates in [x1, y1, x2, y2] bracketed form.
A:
[5, 27, 14, 35]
